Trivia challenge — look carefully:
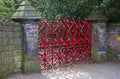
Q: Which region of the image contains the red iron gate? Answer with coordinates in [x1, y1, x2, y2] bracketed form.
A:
[38, 17, 92, 69]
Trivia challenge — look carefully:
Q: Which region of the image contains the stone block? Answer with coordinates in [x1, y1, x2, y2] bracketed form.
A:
[2, 32, 8, 39]
[7, 45, 14, 51]
[15, 62, 21, 69]
[2, 26, 6, 31]
[0, 46, 1, 51]
[9, 63, 15, 72]
[6, 46, 10, 51]
[9, 39, 14, 45]
[14, 32, 22, 38]
[15, 56, 22, 62]
[14, 39, 22, 45]
[0, 32, 3, 38]
[3, 46, 7, 52]
[0, 38, 2, 43]
[0, 25, 2, 31]
[3, 38, 9, 46]
[3, 45, 9, 51]
[14, 45, 22, 50]
[0, 58, 3, 67]
[14, 50, 22, 56]
[14, 26, 22, 32]
[8, 32, 14, 38]
[7, 26, 14, 32]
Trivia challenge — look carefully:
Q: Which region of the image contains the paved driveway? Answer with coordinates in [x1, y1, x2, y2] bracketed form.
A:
[5, 62, 120, 79]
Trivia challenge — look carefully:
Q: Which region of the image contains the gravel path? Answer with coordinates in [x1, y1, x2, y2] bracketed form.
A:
[5, 62, 120, 79]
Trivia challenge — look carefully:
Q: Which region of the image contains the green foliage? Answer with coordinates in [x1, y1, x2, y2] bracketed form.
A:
[0, 0, 23, 22]
[101, 0, 120, 22]
[0, 0, 120, 22]
[32, 0, 95, 21]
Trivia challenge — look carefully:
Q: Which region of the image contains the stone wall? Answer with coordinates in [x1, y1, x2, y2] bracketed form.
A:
[0, 22, 23, 77]
[107, 23, 120, 51]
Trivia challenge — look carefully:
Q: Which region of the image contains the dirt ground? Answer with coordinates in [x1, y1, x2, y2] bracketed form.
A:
[5, 62, 120, 79]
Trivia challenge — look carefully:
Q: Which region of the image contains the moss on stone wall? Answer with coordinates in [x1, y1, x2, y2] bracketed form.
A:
[21, 51, 26, 73]
[92, 45, 101, 62]
[0, 73, 3, 79]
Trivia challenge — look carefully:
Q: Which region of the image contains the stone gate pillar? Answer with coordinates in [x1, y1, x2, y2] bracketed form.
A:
[11, 0, 41, 72]
[87, 8, 108, 62]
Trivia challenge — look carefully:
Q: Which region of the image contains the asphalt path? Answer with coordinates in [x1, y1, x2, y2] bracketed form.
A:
[5, 62, 120, 79]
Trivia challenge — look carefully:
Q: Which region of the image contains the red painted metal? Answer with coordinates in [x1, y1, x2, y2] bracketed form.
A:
[38, 17, 92, 69]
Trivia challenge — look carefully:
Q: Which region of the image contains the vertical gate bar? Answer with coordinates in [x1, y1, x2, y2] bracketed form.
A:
[83, 22, 85, 61]
[51, 17, 54, 66]
[51, 27, 54, 66]
[72, 19, 77, 63]
[61, 26, 65, 64]
[89, 22, 92, 60]
[57, 32, 61, 64]
[43, 29, 46, 68]
[65, 29, 68, 63]
[51, 17, 56, 66]
[77, 18, 82, 61]
[57, 19, 62, 64]
[70, 29, 75, 62]
[64, 17, 69, 63]
[43, 20, 48, 68]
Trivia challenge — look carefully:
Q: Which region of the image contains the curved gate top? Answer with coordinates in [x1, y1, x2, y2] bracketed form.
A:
[38, 17, 92, 69]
